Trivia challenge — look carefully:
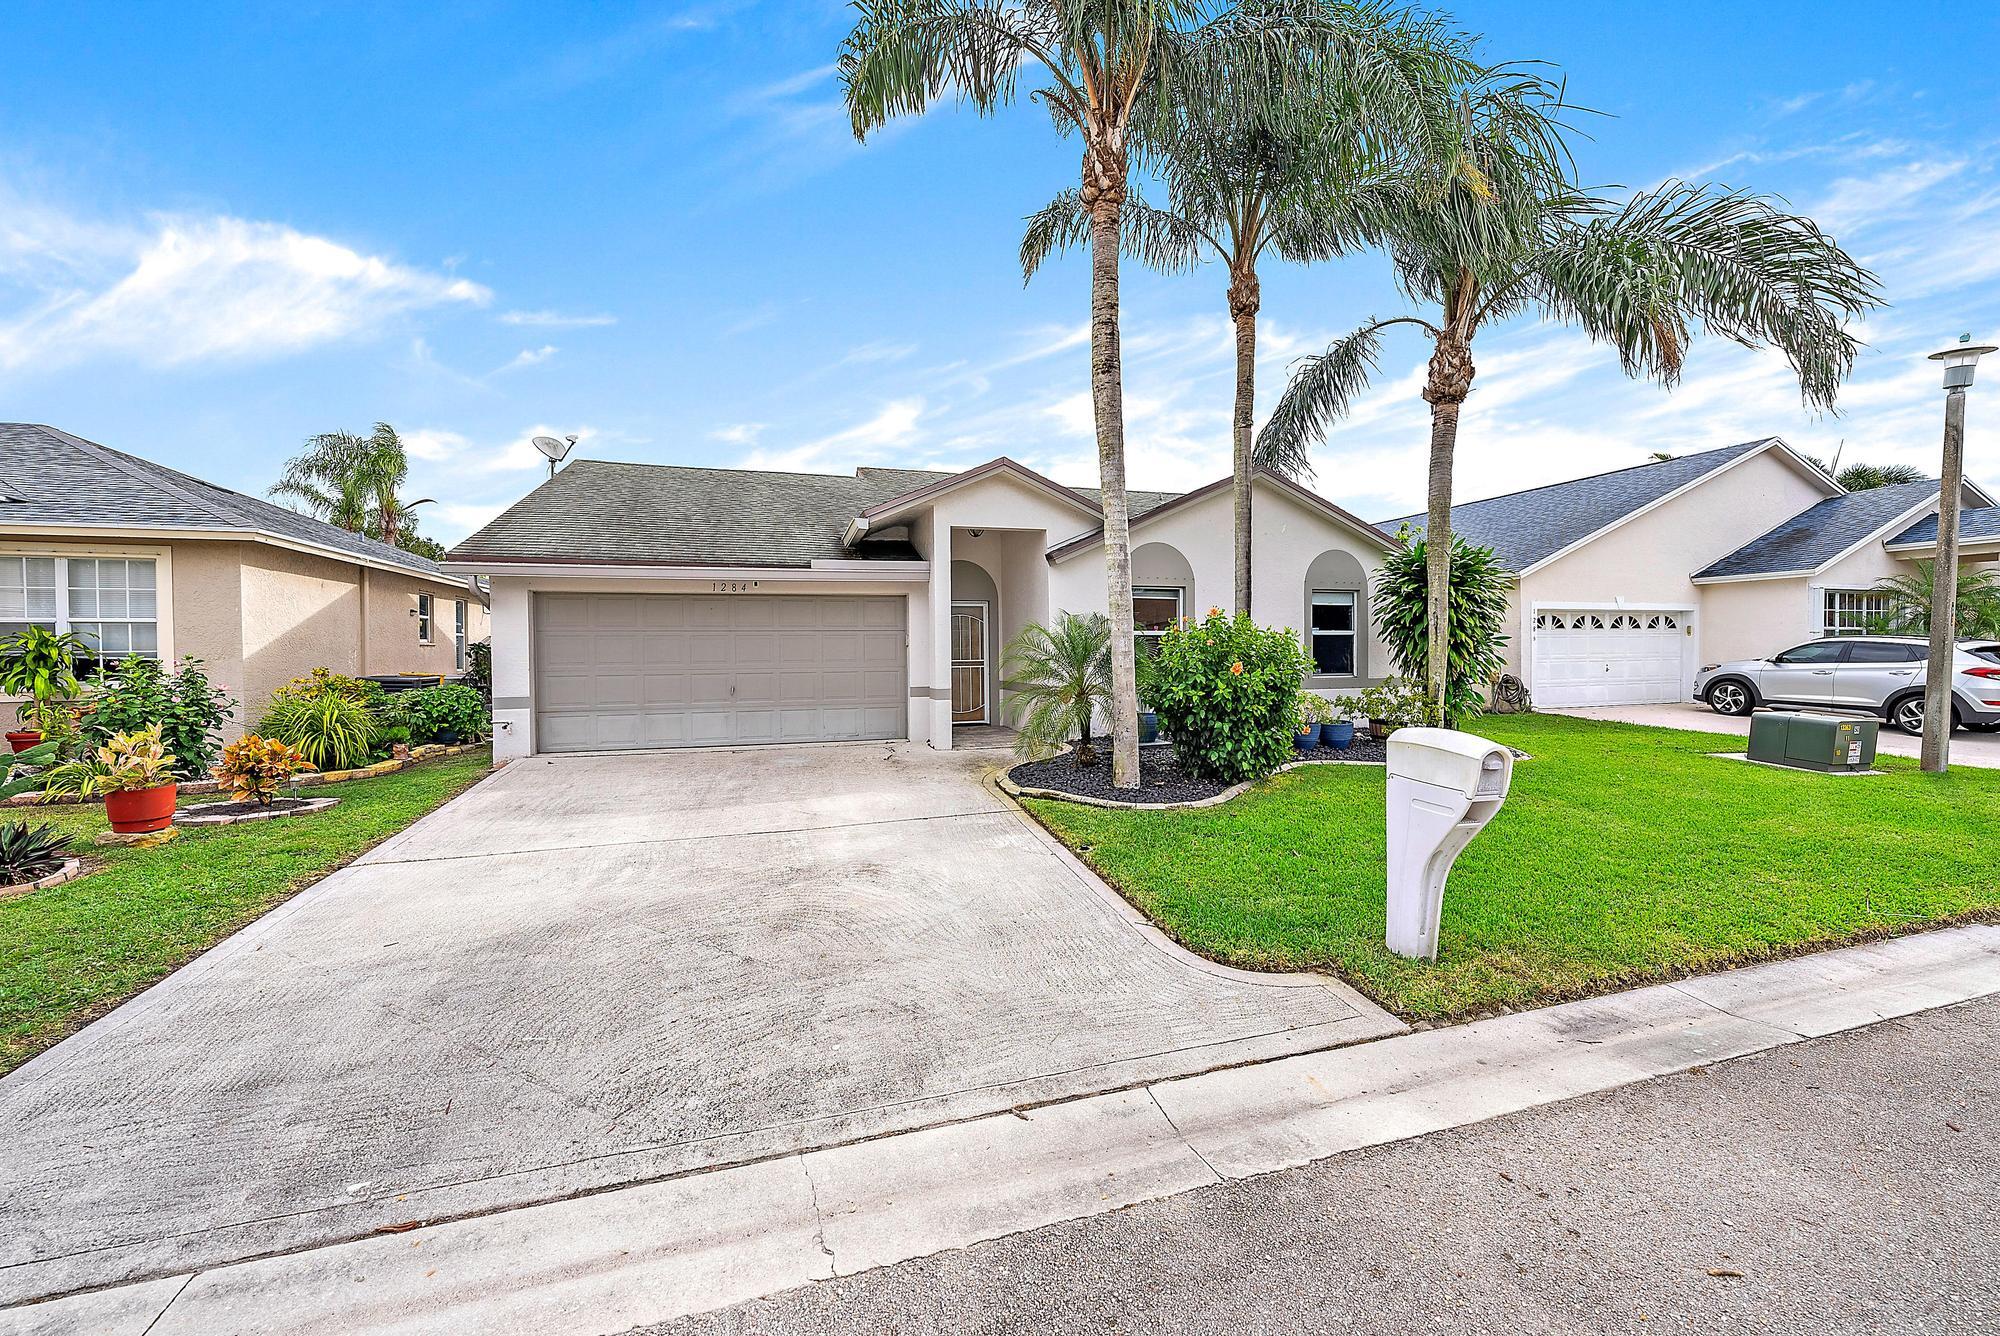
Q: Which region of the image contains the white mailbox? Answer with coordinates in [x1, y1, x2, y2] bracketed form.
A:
[1384, 727, 1514, 961]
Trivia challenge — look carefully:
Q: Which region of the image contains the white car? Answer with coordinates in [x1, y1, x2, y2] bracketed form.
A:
[1694, 636, 2000, 735]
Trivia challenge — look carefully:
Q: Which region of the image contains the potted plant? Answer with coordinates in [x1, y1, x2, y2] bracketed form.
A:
[1358, 678, 1424, 740]
[0, 628, 85, 752]
[1134, 648, 1161, 745]
[90, 723, 179, 834]
[1292, 694, 1320, 752]
[1319, 694, 1356, 750]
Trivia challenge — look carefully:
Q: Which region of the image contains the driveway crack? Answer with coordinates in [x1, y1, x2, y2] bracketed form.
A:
[798, 1156, 838, 1272]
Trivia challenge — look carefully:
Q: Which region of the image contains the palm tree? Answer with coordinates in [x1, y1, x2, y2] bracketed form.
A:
[272, 423, 434, 547]
[841, 0, 1436, 789]
[1019, 13, 1475, 615]
[1837, 461, 1928, 491]
[1870, 559, 2000, 639]
[1003, 612, 1114, 763]
[1257, 81, 1880, 721]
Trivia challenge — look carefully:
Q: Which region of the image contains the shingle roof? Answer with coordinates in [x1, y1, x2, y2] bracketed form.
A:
[1887, 505, 2000, 547]
[1694, 480, 1943, 579]
[448, 459, 1179, 567]
[0, 423, 444, 575]
[1381, 439, 1784, 572]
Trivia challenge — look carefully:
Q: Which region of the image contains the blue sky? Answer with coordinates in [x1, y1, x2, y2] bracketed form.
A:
[2, 1, 1997, 544]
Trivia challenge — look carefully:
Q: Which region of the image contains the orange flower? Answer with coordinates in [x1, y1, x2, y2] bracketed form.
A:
[1229, 661, 1244, 675]
[1208, 606, 1222, 617]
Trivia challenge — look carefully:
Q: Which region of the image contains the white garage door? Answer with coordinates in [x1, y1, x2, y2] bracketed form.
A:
[1531, 608, 1690, 708]
[534, 594, 907, 752]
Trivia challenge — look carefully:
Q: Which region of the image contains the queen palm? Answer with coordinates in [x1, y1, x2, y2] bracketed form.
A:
[1257, 83, 1880, 721]
[842, 0, 1451, 788]
[272, 422, 433, 547]
[1018, 22, 1476, 614]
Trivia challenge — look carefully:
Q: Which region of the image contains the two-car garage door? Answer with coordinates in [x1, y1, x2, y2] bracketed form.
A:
[534, 593, 906, 752]
[1531, 608, 1691, 708]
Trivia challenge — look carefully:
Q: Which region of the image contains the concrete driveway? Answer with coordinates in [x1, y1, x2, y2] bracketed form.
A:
[1554, 700, 2000, 768]
[0, 742, 1395, 1306]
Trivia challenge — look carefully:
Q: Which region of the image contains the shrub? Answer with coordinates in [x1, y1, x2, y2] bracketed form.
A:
[1148, 610, 1312, 783]
[78, 656, 235, 777]
[259, 690, 377, 771]
[90, 724, 177, 794]
[1003, 613, 1112, 763]
[1354, 677, 1428, 729]
[0, 820, 70, 884]
[1373, 536, 1511, 726]
[0, 627, 86, 729]
[397, 683, 490, 744]
[214, 734, 317, 806]
[462, 639, 492, 698]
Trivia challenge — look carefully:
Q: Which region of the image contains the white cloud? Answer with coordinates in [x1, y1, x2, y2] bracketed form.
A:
[740, 399, 925, 472]
[494, 344, 558, 374]
[710, 422, 766, 445]
[498, 309, 616, 328]
[0, 203, 488, 372]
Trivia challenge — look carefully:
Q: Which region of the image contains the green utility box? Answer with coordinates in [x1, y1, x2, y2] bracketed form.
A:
[1746, 711, 1879, 772]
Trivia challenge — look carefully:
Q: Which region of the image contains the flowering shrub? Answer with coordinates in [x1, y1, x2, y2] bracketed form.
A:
[1146, 610, 1312, 782]
[214, 734, 317, 806]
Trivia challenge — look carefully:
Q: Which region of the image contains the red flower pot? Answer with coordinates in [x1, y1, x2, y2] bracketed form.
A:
[6, 730, 43, 753]
[104, 782, 178, 834]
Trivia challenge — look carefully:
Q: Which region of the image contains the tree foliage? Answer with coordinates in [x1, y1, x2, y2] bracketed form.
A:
[1145, 608, 1310, 782]
[271, 423, 436, 548]
[1869, 559, 2000, 639]
[1373, 535, 1510, 725]
[1835, 461, 1928, 491]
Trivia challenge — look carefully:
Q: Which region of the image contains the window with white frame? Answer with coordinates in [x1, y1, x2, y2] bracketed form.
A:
[1133, 586, 1184, 644]
[453, 600, 468, 670]
[417, 592, 434, 644]
[0, 555, 158, 660]
[1821, 588, 1893, 636]
[1309, 590, 1358, 676]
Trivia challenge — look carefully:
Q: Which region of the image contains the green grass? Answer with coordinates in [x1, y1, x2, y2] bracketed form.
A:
[0, 749, 492, 1074]
[1024, 715, 2000, 1021]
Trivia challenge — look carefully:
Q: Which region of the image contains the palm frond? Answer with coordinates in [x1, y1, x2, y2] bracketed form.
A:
[840, 0, 1068, 139]
[1255, 319, 1391, 479]
[1019, 187, 1209, 282]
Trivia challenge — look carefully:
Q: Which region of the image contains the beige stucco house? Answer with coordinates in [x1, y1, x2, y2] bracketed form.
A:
[446, 456, 1396, 760]
[1, 423, 488, 733]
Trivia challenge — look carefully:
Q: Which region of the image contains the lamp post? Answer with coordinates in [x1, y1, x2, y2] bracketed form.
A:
[1920, 334, 1997, 773]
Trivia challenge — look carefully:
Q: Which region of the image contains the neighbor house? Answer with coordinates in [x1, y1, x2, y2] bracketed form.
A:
[1389, 437, 1994, 709]
[0, 423, 489, 732]
[445, 457, 1397, 759]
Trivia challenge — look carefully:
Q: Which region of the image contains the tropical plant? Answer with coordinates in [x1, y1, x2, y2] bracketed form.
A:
[1257, 74, 1880, 723]
[1353, 675, 1427, 728]
[213, 734, 317, 807]
[398, 683, 490, 743]
[0, 819, 70, 884]
[1020, 7, 1476, 616]
[77, 656, 235, 778]
[90, 724, 176, 794]
[0, 627, 87, 727]
[1003, 612, 1114, 765]
[0, 741, 61, 803]
[29, 754, 104, 802]
[258, 690, 378, 771]
[1373, 534, 1510, 725]
[841, 0, 1421, 789]
[462, 639, 493, 698]
[1835, 461, 1928, 491]
[271, 422, 434, 547]
[1868, 560, 2000, 639]
[1147, 608, 1311, 781]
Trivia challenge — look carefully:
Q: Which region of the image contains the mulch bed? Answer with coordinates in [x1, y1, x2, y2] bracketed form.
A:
[1009, 737, 1387, 805]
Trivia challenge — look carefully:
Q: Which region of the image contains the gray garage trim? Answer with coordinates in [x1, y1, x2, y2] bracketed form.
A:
[533, 593, 907, 752]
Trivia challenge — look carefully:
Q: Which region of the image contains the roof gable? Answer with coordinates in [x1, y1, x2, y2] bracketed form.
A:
[1381, 439, 1827, 574]
[1887, 505, 2000, 548]
[0, 423, 445, 576]
[1048, 467, 1394, 561]
[1695, 480, 1948, 580]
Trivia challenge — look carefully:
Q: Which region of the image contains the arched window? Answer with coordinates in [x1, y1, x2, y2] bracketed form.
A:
[1131, 542, 1194, 646]
[1303, 550, 1368, 680]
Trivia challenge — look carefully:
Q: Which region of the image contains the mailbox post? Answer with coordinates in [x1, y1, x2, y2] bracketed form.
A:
[1384, 728, 1514, 961]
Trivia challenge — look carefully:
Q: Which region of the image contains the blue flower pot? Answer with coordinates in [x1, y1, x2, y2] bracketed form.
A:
[1138, 711, 1159, 745]
[1321, 721, 1354, 750]
[1294, 730, 1319, 751]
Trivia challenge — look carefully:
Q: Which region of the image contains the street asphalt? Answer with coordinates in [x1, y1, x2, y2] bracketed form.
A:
[645, 995, 1998, 1336]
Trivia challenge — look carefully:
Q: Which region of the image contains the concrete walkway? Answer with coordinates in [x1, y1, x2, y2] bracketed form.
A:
[1556, 700, 2000, 767]
[11, 925, 1993, 1336]
[0, 743, 1393, 1306]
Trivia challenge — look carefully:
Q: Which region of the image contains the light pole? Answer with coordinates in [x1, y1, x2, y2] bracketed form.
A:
[1920, 334, 1996, 773]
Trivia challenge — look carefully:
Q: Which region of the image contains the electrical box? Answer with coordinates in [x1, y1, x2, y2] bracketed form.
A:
[1746, 711, 1878, 772]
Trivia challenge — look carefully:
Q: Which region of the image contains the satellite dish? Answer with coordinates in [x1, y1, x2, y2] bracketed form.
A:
[531, 434, 579, 478]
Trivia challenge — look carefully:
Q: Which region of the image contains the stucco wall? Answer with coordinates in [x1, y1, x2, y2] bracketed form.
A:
[363, 568, 489, 679]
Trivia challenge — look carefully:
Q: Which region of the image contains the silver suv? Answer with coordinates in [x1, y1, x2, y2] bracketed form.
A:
[1695, 637, 2000, 734]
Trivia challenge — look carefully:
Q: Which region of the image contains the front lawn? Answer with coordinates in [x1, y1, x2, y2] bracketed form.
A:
[1024, 715, 2000, 1021]
[0, 749, 493, 1075]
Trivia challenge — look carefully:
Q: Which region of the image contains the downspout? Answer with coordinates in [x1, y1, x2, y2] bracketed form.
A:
[358, 563, 371, 674]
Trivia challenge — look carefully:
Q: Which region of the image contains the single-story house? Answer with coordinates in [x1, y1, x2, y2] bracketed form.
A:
[1389, 437, 1994, 709]
[445, 457, 1397, 759]
[0, 423, 490, 731]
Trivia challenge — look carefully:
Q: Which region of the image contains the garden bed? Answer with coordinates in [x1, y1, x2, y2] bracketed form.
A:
[4, 741, 485, 808]
[1007, 736, 1388, 807]
[172, 796, 342, 827]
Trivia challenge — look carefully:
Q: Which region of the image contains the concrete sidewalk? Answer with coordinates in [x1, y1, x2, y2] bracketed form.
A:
[1556, 700, 2000, 767]
[11, 924, 1994, 1336]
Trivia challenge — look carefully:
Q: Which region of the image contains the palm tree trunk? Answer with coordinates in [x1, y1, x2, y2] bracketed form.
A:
[1086, 149, 1141, 789]
[1228, 270, 1260, 617]
[1421, 334, 1476, 726]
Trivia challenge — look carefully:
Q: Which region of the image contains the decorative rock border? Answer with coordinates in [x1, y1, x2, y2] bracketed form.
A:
[997, 754, 1388, 812]
[5, 741, 486, 808]
[173, 795, 343, 828]
[0, 857, 84, 902]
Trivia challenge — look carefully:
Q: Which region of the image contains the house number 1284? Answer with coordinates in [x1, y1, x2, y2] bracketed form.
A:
[711, 580, 760, 593]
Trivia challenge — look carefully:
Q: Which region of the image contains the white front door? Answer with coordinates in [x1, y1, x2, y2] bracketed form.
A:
[1531, 608, 1691, 708]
